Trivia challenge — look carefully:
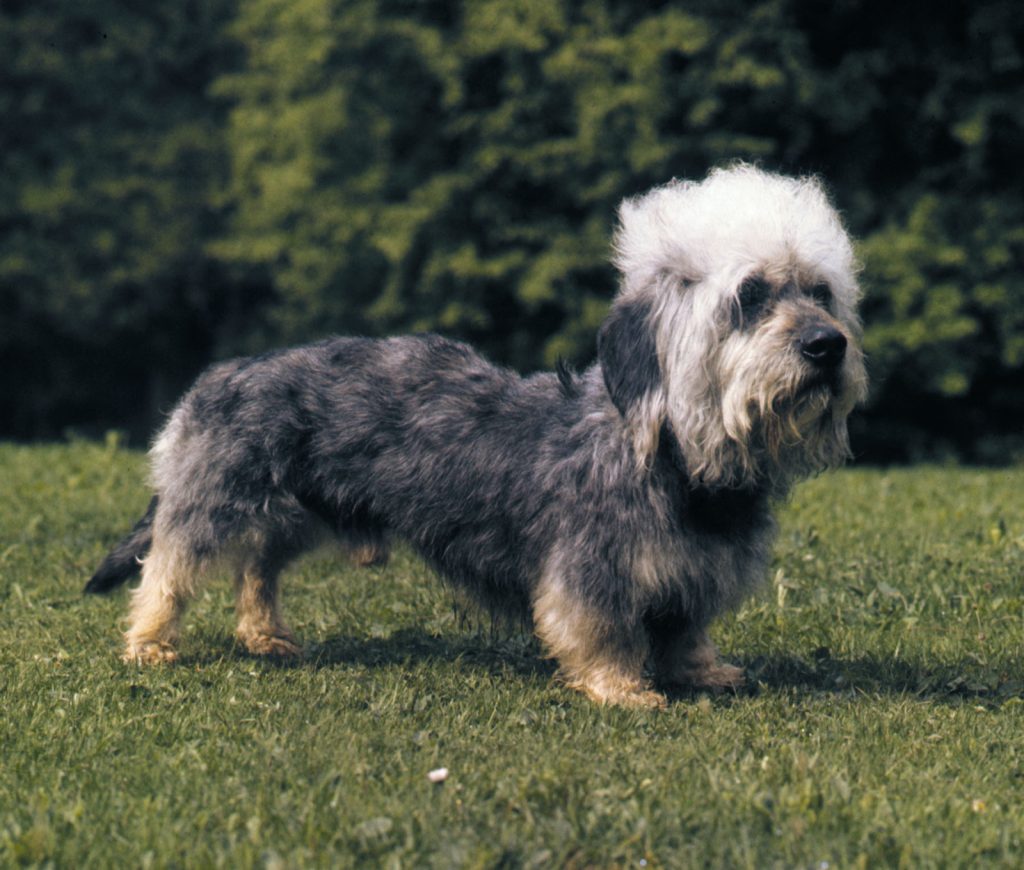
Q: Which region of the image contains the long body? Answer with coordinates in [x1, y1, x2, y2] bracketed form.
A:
[88, 166, 866, 707]
[177, 336, 770, 617]
[89, 334, 772, 706]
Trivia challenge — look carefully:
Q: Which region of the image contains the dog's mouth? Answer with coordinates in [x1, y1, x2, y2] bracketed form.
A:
[772, 378, 837, 435]
[800, 365, 844, 398]
[757, 375, 832, 424]
[793, 388, 832, 423]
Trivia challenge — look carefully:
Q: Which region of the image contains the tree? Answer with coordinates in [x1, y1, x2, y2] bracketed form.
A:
[792, 0, 1024, 460]
[0, 0, 242, 439]
[4, 0, 1022, 459]
[212, 0, 832, 368]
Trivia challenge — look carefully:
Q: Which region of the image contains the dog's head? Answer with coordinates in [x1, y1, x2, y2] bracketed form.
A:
[599, 164, 868, 490]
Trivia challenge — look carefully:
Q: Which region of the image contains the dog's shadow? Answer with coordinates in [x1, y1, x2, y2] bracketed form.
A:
[307, 627, 555, 680]
[188, 626, 556, 681]
[721, 651, 1024, 705]
[191, 629, 1024, 705]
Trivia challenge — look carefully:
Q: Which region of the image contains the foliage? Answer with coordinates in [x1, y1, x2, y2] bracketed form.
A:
[859, 195, 1024, 461]
[1, 1, 1021, 457]
[813, 1, 1024, 461]
[3, 444, 1024, 865]
[211, 0, 832, 368]
[0, 0, 243, 436]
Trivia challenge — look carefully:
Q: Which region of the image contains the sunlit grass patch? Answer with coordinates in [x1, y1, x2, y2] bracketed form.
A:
[1, 442, 1022, 866]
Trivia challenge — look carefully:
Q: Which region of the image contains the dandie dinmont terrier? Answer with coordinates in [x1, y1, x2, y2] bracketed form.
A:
[87, 164, 867, 708]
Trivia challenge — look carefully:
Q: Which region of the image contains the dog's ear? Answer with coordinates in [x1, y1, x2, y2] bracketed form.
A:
[598, 298, 661, 417]
[597, 297, 666, 466]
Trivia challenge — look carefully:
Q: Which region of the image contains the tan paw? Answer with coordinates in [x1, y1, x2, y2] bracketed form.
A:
[240, 632, 303, 658]
[577, 678, 668, 710]
[684, 662, 745, 690]
[123, 640, 178, 665]
[615, 688, 669, 710]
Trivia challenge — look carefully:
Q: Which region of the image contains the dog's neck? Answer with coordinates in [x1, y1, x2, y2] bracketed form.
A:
[655, 421, 774, 505]
[656, 413, 807, 502]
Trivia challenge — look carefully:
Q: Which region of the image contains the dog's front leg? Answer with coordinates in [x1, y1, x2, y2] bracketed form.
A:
[651, 623, 744, 691]
[532, 576, 666, 709]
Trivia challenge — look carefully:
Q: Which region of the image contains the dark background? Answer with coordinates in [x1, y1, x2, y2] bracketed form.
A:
[2, 0, 1022, 462]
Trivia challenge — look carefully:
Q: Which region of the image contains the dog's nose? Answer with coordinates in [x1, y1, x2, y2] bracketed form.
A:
[799, 326, 847, 367]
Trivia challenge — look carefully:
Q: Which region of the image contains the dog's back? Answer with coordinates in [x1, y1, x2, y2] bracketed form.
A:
[93, 334, 583, 616]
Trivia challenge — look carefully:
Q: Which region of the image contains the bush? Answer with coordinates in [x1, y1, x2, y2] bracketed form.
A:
[2, 0, 1021, 459]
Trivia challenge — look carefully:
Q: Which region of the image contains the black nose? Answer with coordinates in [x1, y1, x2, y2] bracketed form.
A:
[799, 326, 847, 367]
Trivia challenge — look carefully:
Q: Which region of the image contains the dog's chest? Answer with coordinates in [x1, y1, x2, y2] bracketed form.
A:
[629, 485, 774, 614]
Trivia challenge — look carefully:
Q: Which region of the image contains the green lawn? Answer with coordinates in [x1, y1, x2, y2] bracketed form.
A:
[2, 440, 1023, 867]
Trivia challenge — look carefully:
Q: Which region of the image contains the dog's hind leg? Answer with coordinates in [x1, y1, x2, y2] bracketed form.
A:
[533, 575, 666, 709]
[233, 533, 304, 658]
[123, 534, 198, 665]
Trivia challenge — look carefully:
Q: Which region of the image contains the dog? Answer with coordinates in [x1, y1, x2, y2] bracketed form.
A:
[86, 164, 867, 708]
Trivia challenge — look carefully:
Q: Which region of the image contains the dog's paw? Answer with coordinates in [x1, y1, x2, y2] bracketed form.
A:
[123, 640, 178, 665]
[618, 688, 669, 710]
[240, 632, 303, 659]
[577, 679, 668, 710]
[703, 663, 746, 689]
[686, 662, 745, 691]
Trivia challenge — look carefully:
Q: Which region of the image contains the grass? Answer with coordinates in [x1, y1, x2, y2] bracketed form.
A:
[1, 438, 1023, 868]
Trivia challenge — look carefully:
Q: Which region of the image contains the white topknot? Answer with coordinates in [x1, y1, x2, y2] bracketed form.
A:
[613, 163, 859, 305]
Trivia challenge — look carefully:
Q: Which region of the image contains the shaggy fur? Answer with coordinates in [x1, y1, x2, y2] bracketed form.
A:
[86, 164, 867, 708]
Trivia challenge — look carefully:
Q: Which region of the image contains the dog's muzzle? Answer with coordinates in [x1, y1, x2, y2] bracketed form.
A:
[798, 325, 847, 369]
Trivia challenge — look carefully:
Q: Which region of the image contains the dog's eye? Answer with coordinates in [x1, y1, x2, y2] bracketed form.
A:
[809, 282, 833, 307]
[738, 276, 771, 313]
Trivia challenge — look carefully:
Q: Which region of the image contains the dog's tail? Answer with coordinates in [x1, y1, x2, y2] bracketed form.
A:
[84, 496, 158, 594]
